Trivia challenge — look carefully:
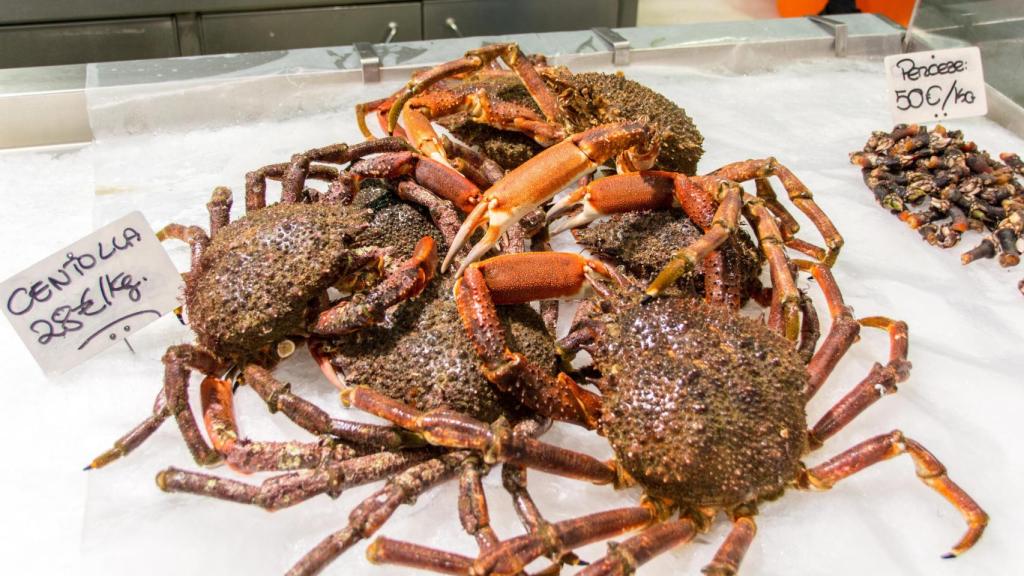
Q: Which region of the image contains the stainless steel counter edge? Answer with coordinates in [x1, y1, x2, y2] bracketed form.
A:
[0, 14, 945, 150]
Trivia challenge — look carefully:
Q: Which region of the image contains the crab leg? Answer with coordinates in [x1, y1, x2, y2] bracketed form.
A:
[248, 163, 343, 207]
[386, 43, 564, 135]
[702, 515, 757, 575]
[801, 430, 988, 558]
[312, 236, 437, 335]
[742, 196, 802, 341]
[443, 136, 506, 185]
[85, 390, 170, 470]
[396, 181, 462, 246]
[241, 365, 420, 450]
[348, 151, 482, 213]
[577, 518, 698, 576]
[796, 291, 822, 363]
[795, 260, 861, 400]
[342, 385, 618, 484]
[643, 181, 743, 299]
[499, 417, 586, 569]
[443, 120, 661, 276]
[287, 451, 471, 576]
[710, 158, 843, 266]
[87, 344, 226, 469]
[367, 538, 473, 574]
[157, 223, 209, 272]
[455, 253, 611, 428]
[199, 375, 367, 473]
[406, 87, 566, 148]
[157, 449, 432, 511]
[245, 137, 414, 210]
[807, 316, 911, 448]
[457, 417, 568, 555]
[370, 506, 657, 575]
[459, 456, 500, 549]
[755, 177, 834, 259]
[547, 170, 748, 308]
[401, 87, 566, 159]
[401, 105, 452, 164]
[551, 173, 756, 309]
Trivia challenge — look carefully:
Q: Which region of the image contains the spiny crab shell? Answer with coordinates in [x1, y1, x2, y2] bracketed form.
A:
[318, 185, 560, 423]
[440, 69, 705, 174]
[573, 208, 764, 303]
[593, 294, 808, 507]
[321, 274, 557, 423]
[185, 201, 373, 360]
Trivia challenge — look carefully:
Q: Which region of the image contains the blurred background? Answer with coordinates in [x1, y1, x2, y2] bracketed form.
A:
[0, 0, 915, 69]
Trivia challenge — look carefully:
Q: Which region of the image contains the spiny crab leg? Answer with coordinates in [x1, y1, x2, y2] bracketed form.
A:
[442, 120, 661, 276]
[800, 430, 988, 558]
[386, 43, 565, 136]
[245, 137, 413, 210]
[642, 180, 744, 300]
[547, 170, 750, 309]
[199, 376, 361, 473]
[368, 506, 659, 575]
[711, 158, 844, 266]
[341, 385, 618, 484]
[347, 151, 482, 214]
[312, 236, 438, 335]
[548, 157, 844, 266]
[542, 168, 804, 338]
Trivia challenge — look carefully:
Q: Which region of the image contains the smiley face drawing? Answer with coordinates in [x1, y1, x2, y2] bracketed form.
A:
[77, 309, 162, 351]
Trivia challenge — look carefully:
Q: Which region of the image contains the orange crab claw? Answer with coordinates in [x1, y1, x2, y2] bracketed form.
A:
[547, 171, 678, 235]
[200, 376, 239, 456]
[453, 252, 618, 428]
[442, 120, 660, 277]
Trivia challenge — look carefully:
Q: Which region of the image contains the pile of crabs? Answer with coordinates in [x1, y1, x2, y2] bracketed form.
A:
[89, 44, 987, 576]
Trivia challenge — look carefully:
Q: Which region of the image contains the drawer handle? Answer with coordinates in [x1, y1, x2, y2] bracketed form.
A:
[445, 17, 463, 37]
[384, 21, 398, 44]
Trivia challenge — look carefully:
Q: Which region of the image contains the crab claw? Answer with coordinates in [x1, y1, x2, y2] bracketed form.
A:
[442, 121, 661, 277]
[313, 237, 438, 335]
[545, 186, 590, 226]
[547, 171, 679, 236]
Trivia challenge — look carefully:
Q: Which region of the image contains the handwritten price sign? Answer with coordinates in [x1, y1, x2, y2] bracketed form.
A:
[885, 46, 987, 125]
[1, 212, 183, 374]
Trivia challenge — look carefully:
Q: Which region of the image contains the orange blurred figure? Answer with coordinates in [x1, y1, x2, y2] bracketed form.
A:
[777, 0, 915, 26]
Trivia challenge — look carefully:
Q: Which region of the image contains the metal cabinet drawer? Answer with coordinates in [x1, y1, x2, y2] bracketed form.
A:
[199, 3, 421, 55]
[0, 1, 415, 25]
[0, 18, 178, 69]
[423, 0, 620, 39]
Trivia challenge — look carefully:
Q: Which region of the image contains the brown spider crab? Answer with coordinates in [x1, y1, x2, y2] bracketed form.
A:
[313, 125, 987, 574]
[342, 245, 987, 576]
[357, 43, 704, 175]
[96, 141, 588, 576]
[85, 136, 480, 474]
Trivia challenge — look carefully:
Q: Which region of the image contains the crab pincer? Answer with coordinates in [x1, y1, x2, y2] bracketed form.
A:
[452, 252, 626, 429]
[441, 120, 661, 277]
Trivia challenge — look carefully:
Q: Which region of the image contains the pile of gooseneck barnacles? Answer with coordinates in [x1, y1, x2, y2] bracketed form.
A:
[851, 124, 1024, 295]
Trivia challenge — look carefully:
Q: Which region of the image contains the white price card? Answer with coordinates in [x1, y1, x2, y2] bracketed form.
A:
[1, 211, 183, 374]
[884, 46, 988, 125]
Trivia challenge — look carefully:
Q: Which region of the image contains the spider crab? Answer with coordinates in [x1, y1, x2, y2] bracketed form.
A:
[85, 135, 493, 476]
[351, 250, 986, 575]
[304, 122, 984, 574]
[90, 138, 593, 576]
[357, 43, 703, 175]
